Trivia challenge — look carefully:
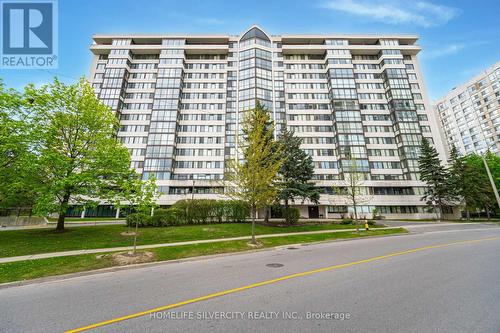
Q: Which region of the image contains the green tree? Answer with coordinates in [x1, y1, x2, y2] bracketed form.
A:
[0, 81, 43, 209]
[449, 147, 485, 219]
[115, 173, 158, 254]
[31, 79, 132, 231]
[277, 129, 319, 224]
[224, 102, 283, 243]
[463, 153, 497, 218]
[484, 151, 500, 196]
[418, 137, 452, 219]
[336, 156, 371, 232]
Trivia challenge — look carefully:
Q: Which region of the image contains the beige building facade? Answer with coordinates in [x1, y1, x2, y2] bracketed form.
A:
[89, 26, 451, 219]
[435, 62, 500, 157]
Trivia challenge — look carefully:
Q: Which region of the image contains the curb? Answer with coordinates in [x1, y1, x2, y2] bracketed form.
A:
[0, 230, 409, 290]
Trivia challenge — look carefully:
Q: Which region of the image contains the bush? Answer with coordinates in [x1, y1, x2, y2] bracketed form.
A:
[127, 200, 250, 227]
[340, 218, 353, 225]
[172, 199, 250, 225]
[225, 200, 250, 223]
[126, 213, 152, 227]
[283, 207, 300, 224]
[372, 208, 383, 220]
[151, 207, 183, 227]
[367, 220, 376, 226]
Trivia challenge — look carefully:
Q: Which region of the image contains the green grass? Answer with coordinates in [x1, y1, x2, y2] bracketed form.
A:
[0, 228, 406, 284]
[451, 219, 500, 223]
[47, 217, 124, 222]
[0, 222, 381, 258]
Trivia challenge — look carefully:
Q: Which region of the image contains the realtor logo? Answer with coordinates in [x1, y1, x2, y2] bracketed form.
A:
[1, 0, 58, 68]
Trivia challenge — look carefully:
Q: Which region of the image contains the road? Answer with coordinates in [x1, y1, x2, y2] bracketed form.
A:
[1, 223, 499, 333]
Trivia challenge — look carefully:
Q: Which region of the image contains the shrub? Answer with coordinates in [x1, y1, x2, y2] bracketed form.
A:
[225, 200, 250, 223]
[283, 207, 300, 224]
[151, 207, 183, 227]
[213, 200, 226, 223]
[367, 220, 376, 226]
[340, 218, 353, 225]
[126, 199, 251, 227]
[126, 213, 152, 227]
[372, 208, 384, 220]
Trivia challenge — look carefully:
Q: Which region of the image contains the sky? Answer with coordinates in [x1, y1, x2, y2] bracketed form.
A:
[0, 0, 499, 101]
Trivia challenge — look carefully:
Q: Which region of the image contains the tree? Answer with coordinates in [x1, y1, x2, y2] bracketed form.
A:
[31, 79, 132, 231]
[114, 173, 158, 254]
[449, 147, 488, 219]
[484, 151, 500, 199]
[336, 156, 371, 232]
[277, 129, 319, 224]
[0, 82, 43, 209]
[418, 137, 452, 219]
[224, 102, 283, 244]
[463, 153, 497, 218]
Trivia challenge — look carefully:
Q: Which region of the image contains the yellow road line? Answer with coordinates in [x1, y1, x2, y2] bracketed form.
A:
[65, 236, 500, 333]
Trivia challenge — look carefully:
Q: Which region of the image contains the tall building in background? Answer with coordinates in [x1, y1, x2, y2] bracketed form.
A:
[434, 62, 500, 157]
[88, 26, 451, 219]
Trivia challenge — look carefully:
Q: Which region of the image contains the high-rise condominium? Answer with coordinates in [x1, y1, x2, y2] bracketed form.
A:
[88, 26, 450, 219]
[434, 62, 500, 157]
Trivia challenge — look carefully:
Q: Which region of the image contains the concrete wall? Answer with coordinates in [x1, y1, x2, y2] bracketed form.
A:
[0, 216, 46, 226]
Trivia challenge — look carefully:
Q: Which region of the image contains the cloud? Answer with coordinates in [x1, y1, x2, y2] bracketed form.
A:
[421, 40, 490, 59]
[321, 0, 460, 27]
[422, 43, 466, 59]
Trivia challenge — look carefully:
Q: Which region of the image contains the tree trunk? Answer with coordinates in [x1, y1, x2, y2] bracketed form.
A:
[353, 203, 359, 233]
[433, 204, 439, 221]
[251, 205, 256, 244]
[56, 192, 71, 231]
[132, 219, 139, 255]
[285, 199, 290, 225]
[486, 207, 490, 221]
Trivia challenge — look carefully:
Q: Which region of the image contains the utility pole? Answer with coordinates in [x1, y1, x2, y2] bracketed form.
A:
[482, 153, 500, 209]
[469, 106, 500, 209]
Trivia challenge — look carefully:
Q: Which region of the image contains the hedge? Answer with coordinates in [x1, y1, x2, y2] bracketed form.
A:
[126, 199, 250, 227]
[283, 207, 300, 224]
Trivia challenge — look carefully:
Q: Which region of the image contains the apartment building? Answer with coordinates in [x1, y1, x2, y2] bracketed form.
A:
[88, 25, 451, 219]
[434, 62, 500, 157]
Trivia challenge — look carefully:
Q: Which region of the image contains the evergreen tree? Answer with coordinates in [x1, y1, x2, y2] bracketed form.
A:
[277, 129, 320, 224]
[418, 137, 452, 219]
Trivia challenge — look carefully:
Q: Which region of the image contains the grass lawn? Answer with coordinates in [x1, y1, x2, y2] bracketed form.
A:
[452, 219, 500, 223]
[47, 217, 124, 222]
[0, 222, 382, 258]
[0, 223, 382, 258]
[0, 228, 406, 284]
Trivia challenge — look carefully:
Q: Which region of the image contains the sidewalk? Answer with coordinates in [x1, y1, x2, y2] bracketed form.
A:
[0, 226, 401, 264]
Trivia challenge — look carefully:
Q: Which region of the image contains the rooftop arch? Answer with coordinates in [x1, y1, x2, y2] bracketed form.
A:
[239, 26, 271, 43]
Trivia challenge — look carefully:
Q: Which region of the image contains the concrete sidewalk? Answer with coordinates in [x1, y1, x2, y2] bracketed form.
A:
[0, 226, 402, 264]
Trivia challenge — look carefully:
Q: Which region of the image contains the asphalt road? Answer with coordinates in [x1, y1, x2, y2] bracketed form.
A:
[1, 223, 500, 333]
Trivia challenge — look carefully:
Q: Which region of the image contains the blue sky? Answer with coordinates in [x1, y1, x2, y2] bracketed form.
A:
[1, 0, 498, 101]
